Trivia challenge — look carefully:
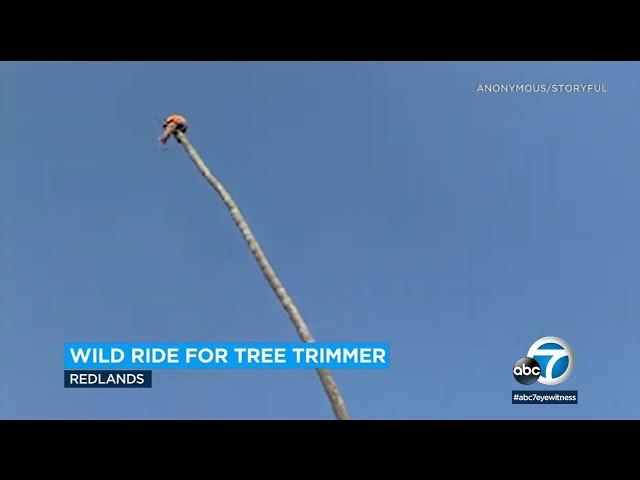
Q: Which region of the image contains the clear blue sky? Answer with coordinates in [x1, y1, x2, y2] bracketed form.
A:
[2, 61, 639, 419]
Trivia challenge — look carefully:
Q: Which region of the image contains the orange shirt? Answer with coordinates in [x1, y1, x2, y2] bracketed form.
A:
[165, 114, 187, 126]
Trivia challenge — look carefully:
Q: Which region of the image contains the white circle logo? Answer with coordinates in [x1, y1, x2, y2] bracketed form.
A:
[527, 336, 574, 386]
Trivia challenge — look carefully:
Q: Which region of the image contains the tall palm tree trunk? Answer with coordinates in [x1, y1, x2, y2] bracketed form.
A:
[173, 130, 349, 420]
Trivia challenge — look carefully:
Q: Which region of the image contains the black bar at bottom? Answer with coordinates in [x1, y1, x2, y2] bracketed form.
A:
[64, 370, 152, 388]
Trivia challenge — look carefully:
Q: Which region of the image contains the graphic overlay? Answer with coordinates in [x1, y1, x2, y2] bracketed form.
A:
[527, 336, 575, 386]
[64, 370, 152, 388]
[63, 342, 390, 388]
[512, 337, 577, 404]
[512, 357, 541, 385]
[512, 391, 578, 404]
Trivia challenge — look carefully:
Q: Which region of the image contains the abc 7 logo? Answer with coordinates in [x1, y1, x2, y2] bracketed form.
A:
[514, 336, 575, 386]
[513, 357, 541, 385]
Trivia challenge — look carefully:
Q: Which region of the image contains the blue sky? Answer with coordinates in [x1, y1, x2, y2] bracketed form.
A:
[2, 61, 639, 419]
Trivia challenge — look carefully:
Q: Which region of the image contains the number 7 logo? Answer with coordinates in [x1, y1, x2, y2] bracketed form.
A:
[527, 337, 575, 386]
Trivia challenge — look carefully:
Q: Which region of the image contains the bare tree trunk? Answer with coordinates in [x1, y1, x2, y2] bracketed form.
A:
[173, 130, 349, 420]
